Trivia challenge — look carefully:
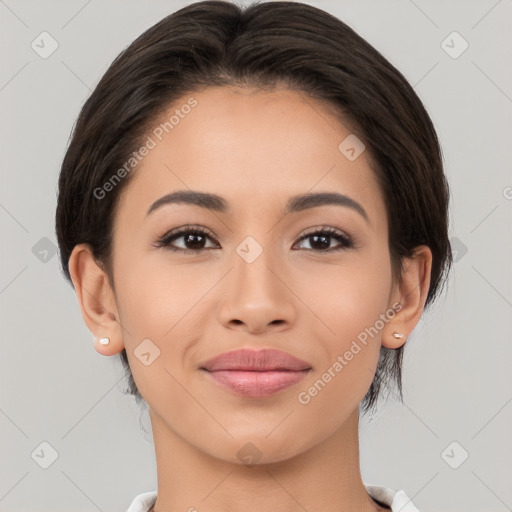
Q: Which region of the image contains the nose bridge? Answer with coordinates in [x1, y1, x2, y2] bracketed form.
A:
[217, 231, 295, 330]
[232, 233, 280, 300]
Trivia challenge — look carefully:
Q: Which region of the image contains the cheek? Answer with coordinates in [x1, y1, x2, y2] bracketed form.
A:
[293, 250, 391, 389]
[295, 251, 392, 337]
[113, 255, 218, 379]
[114, 269, 196, 410]
[113, 244, 208, 332]
[294, 272, 390, 418]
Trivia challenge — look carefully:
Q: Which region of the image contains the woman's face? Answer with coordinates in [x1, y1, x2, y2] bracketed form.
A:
[110, 86, 400, 463]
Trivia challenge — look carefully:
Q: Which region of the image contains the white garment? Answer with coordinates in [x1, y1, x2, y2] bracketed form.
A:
[126, 485, 420, 512]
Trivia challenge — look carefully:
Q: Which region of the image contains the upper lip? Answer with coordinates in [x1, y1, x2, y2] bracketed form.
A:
[200, 348, 312, 372]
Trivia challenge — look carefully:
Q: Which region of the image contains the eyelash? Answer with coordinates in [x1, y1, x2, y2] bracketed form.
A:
[153, 224, 356, 254]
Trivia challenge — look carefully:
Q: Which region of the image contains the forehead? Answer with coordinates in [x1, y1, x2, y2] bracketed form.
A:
[115, 86, 386, 230]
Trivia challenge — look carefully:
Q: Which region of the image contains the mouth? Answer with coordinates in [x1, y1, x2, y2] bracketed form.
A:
[199, 348, 312, 398]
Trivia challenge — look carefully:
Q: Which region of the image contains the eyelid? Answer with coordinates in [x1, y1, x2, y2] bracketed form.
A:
[161, 224, 216, 240]
[298, 225, 349, 239]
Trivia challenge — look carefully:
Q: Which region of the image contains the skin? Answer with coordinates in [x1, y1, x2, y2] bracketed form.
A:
[69, 86, 432, 512]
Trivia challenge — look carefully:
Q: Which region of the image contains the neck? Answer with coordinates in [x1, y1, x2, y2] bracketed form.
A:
[148, 407, 388, 512]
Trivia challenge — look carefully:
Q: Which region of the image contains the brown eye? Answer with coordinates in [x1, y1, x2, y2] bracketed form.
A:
[154, 226, 219, 253]
[293, 228, 354, 252]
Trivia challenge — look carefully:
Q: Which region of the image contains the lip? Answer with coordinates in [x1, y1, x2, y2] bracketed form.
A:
[200, 348, 312, 398]
[200, 348, 312, 372]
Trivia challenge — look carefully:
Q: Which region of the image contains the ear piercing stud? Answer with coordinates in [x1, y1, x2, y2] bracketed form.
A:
[99, 337, 110, 345]
[392, 332, 405, 340]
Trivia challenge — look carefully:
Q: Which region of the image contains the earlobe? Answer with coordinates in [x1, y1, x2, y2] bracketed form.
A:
[382, 245, 432, 349]
[68, 243, 124, 355]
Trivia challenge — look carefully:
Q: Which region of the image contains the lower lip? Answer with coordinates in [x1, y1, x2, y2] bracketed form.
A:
[203, 369, 310, 397]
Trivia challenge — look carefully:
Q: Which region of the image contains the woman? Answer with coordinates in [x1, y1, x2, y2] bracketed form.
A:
[55, 1, 452, 511]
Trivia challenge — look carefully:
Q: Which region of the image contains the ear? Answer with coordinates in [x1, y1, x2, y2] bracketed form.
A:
[382, 245, 432, 349]
[68, 243, 125, 356]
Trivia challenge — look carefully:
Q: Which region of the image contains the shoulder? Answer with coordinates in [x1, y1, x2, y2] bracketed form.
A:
[126, 491, 157, 512]
[127, 486, 419, 512]
[365, 484, 421, 512]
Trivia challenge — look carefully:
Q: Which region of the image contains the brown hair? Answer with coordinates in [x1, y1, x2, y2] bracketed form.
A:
[55, 0, 452, 413]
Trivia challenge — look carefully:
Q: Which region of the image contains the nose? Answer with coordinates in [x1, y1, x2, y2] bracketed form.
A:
[217, 244, 296, 334]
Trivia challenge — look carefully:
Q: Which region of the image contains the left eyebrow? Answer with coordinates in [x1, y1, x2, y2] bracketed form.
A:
[146, 190, 370, 225]
[283, 191, 370, 224]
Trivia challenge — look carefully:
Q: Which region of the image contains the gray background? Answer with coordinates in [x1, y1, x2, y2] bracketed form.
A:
[1, 0, 511, 511]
